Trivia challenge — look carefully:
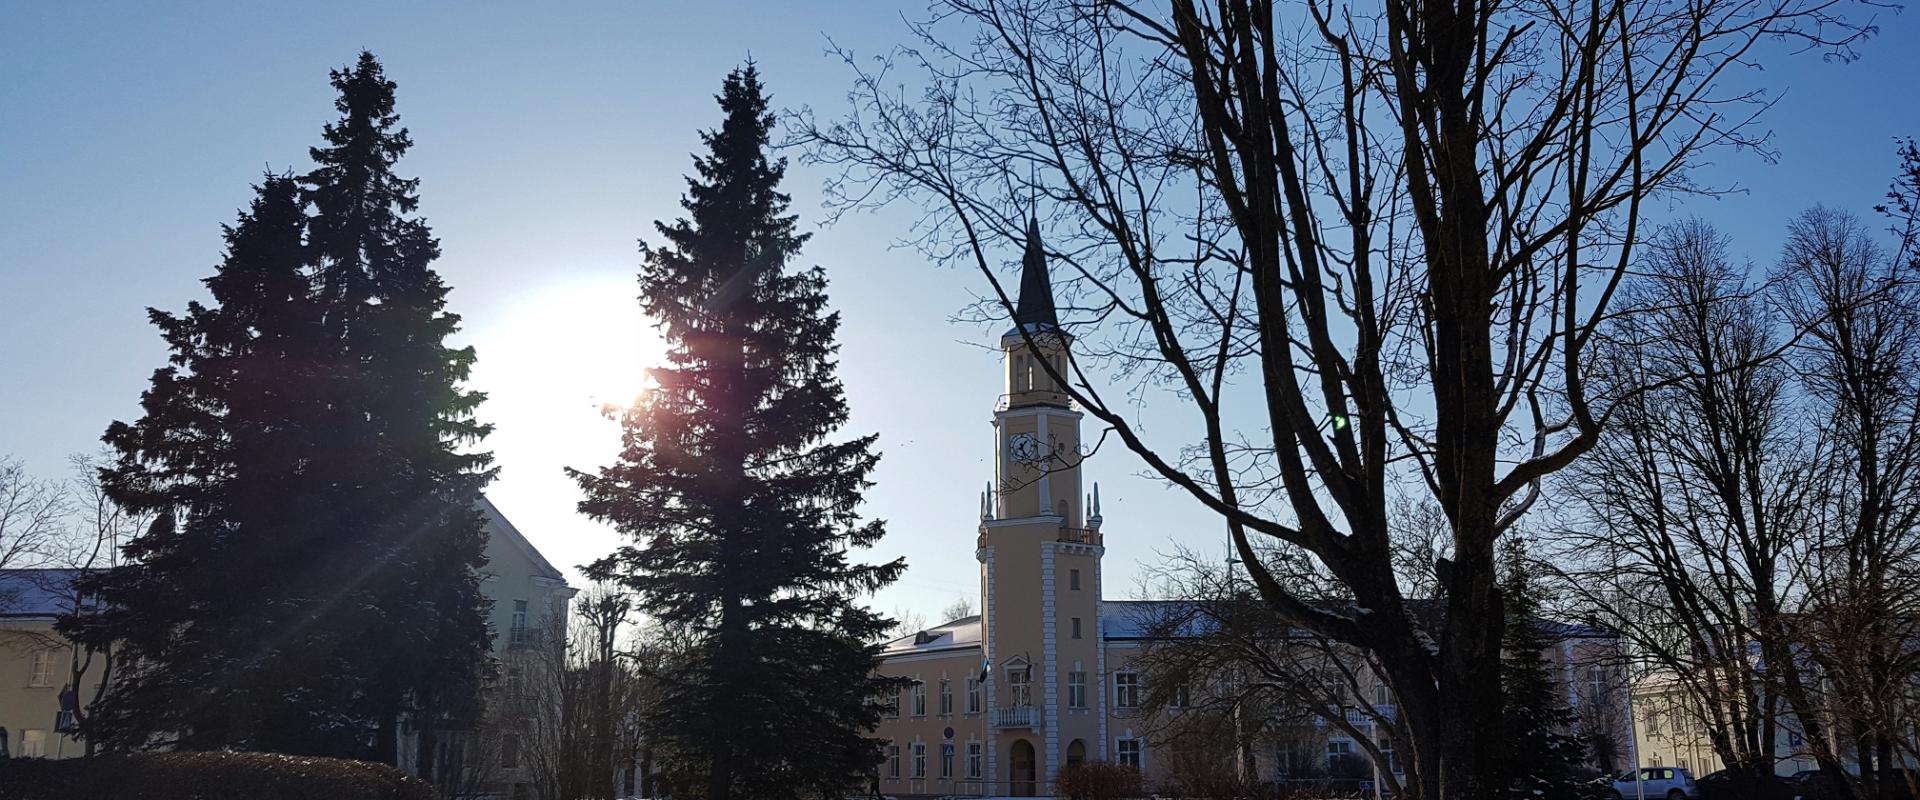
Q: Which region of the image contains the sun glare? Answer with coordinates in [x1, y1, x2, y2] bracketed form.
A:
[476, 272, 663, 473]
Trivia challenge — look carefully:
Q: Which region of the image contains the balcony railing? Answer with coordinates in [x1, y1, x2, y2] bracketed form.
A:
[992, 704, 1041, 729]
[1058, 526, 1102, 546]
[996, 391, 1074, 411]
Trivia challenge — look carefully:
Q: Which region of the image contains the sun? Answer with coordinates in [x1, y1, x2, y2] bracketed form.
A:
[471, 271, 665, 471]
[504, 275, 658, 411]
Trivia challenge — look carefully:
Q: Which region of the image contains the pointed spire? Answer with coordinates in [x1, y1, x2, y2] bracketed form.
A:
[1013, 215, 1059, 332]
[1090, 482, 1103, 528]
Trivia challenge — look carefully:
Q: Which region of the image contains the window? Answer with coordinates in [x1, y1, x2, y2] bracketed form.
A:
[886, 689, 901, 719]
[1327, 739, 1352, 769]
[911, 681, 927, 716]
[1646, 710, 1661, 734]
[1585, 666, 1609, 702]
[966, 677, 981, 713]
[501, 732, 521, 769]
[20, 729, 45, 758]
[888, 744, 901, 779]
[1072, 617, 1082, 639]
[912, 742, 927, 778]
[1381, 746, 1402, 774]
[510, 599, 529, 645]
[1114, 671, 1140, 708]
[1117, 738, 1142, 769]
[1373, 682, 1391, 706]
[940, 679, 953, 715]
[941, 742, 955, 778]
[1068, 671, 1087, 709]
[967, 742, 983, 778]
[27, 649, 55, 688]
[1170, 682, 1191, 708]
[1070, 569, 1081, 590]
[1008, 667, 1032, 705]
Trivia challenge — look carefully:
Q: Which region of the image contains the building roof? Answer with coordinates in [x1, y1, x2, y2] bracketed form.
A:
[880, 614, 984, 656]
[477, 495, 567, 584]
[876, 598, 1615, 659]
[1008, 216, 1061, 336]
[0, 569, 86, 619]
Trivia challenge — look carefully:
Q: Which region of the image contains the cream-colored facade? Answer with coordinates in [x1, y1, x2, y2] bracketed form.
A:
[872, 220, 1112, 797]
[871, 222, 1633, 798]
[0, 569, 104, 759]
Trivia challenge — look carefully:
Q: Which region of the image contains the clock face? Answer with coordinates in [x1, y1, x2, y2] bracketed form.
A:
[1008, 432, 1045, 463]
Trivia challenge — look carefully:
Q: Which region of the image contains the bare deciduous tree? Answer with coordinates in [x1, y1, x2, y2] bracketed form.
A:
[1777, 204, 1920, 800]
[0, 455, 73, 581]
[1551, 218, 1821, 791]
[797, 0, 1868, 794]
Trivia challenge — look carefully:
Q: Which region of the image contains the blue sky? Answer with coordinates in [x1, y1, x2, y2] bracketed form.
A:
[3, 1, 1917, 622]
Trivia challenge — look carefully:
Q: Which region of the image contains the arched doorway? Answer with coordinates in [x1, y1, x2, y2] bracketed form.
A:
[1009, 739, 1037, 796]
[1067, 739, 1087, 768]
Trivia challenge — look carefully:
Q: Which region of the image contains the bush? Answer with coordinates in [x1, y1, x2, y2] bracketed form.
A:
[0, 751, 435, 800]
[1057, 760, 1145, 800]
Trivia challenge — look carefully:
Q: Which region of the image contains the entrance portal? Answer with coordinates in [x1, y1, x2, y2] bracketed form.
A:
[1009, 739, 1037, 796]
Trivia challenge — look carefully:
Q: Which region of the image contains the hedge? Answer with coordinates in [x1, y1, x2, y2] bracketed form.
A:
[0, 751, 435, 800]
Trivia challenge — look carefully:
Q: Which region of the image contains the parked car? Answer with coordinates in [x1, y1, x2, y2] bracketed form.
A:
[1696, 768, 1794, 800]
[1609, 767, 1700, 800]
[1794, 768, 1920, 800]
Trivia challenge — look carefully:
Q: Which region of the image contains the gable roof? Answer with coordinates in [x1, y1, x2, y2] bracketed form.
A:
[478, 495, 566, 583]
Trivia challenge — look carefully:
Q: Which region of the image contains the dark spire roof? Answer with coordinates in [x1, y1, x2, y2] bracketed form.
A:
[1013, 215, 1060, 331]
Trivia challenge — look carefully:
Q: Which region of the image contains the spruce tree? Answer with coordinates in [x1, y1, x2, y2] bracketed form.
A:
[63, 174, 362, 752]
[573, 65, 903, 800]
[66, 53, 492, 766]
[300, 51, 495, 767]
[1500, 537, 1589, 800]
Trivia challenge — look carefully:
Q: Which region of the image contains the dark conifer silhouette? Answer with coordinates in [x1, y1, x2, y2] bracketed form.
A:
[572, 65, 902, 800]
[65, 53, 492, 767]
[1499, 537, 1588, 799]
[301, 51, 495, 769]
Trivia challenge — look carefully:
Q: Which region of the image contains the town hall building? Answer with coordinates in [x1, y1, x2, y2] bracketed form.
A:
[870, 218, 1123, 798]
[868, 221, 1634, 798]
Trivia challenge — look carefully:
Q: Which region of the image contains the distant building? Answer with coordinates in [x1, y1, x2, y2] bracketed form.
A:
[0, 496, 574, 790]
[870, 220, 1631, 798]
[402, 496, 578, 799]
[0, 568, 104, 759]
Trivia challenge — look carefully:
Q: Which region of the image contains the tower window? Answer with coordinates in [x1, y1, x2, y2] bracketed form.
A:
[1072, 617, 1082, 639]
[1070, 569, 1081, 591]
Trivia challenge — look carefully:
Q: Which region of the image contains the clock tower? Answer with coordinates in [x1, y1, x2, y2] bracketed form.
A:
[978, 217, 1107, 793]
